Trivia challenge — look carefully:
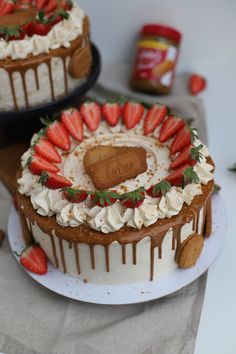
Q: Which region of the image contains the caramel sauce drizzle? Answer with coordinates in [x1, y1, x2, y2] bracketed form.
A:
[89, 245, 95, 269]
[59, 238, 66, 273]
[50, 234, 59, 268]
[121, 244, 126, 264]
[74, 243, 81, 274]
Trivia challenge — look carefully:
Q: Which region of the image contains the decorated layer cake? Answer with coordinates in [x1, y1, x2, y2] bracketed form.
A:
[0, 0, 91, 111]
[17, 100, 214, 284]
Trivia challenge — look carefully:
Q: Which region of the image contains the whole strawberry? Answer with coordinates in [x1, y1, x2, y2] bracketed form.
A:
[121, 187, 145, 208]
[63, 187, 89, 203]
[91, 190, 119, 207]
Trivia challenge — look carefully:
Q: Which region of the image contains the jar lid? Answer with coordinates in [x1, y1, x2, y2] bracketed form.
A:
[141, 24, 182, 43]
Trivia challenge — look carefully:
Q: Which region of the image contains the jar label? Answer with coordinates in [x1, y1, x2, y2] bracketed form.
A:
[133, 40, 178, 88]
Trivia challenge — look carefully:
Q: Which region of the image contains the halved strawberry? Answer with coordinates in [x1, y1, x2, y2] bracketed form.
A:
[34, 136, 61, 163]
[39, 171, 72, 189]
[188, 74, 206, 95]
[146, 180, 171, 198]
[170, 144, 203, 170]
[28, 154, 59, 175]
[61, 108, 83, 142]
[159, 115, 185, 143]
[123, 101, 144, 129]
[19, 244, 47, 275]
[43, 0, 57, 14]
[166, 164, 189, 187]
[45, 121, 71, 151]
[143, 104, 167, 135]
[36, 0, 47, 10]
[102, 101, 122, 126]
[0, 0, 15, 15]
[170, 126, 191, 154]
[121, 187, 145, 208]
[80, 101, 101, 131]
[91, 190, 119, 207]
[34, 23, 52, 36]
[63, 187, 89, 203]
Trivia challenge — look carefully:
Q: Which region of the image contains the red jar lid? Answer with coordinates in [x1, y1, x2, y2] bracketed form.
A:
[141, 24, 182, 44]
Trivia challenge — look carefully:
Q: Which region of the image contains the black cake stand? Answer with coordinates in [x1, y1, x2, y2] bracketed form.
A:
[0, 43, 101, 137]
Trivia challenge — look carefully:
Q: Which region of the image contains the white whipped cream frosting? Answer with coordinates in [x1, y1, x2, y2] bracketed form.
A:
[18, 119, 214, 233]
[0, 4, 85, 60]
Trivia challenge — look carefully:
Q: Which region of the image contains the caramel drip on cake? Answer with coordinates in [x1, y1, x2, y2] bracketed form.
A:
[50, 234, 59, 268]
[17, 175, 214, 281]
[68, 241, 72, 249]
[104, 245, 110, 272]
[205, 197, 212, 237]
[74, 243, 81, 274]
[89, 245, 95, 269]
[59, 238, 66, 273]
[0, 18, 89, 110]
[62, 57, 68, 95]
[121, 244, 126, 264]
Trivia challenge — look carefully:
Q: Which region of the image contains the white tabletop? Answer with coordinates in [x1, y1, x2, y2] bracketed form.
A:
[194, 67, 236, 354]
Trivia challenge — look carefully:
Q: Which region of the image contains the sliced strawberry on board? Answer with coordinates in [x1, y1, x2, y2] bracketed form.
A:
[61, 108, 83, 142]
[170, 144, 203, 170]
[170, 126, 191, 155]
[143, 104, 167, 135]
[91, 190, 119, 207]
[102, 101, 122, 126]
[80, 101, 101, 131]
[123, 101, 144, 129]
[34, 136, 61, 163]
[0, 0, 15, 15]
[63, 188, 89, 203]
[188, 74, 206, 95]
[166, 164, 189, 187]
[18, 244, 47, 275]
[39, 171, 72, 189]
[146, 180, 171, 198]
[45, 121, 71, 151]
[28, 154, 59, 175]
[159, 115, 185, 143]
[121, 187, 145, 208]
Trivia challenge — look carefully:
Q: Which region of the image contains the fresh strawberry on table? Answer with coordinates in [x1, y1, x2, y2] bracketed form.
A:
[0, 0, 15, 15]
[143, 104, 167, 135]
[123, 101, 144, 129]
[18, 244, 47, 275]
[80, 101, 101, 131]
[102, 100, 122, 126]
[188, 74, 206, 95]
[170, 144, 203, 170]
[146, 180, 171, 198]
[91, 190, 119, 207]
[61, 108, 84, 142]
[159, 115, 185, 143]
[28, 154, 59, 175]
[121, 187, 145, 208]
[34, 135, 61, 163]
[43, 120, 71, 151]
[63, 187, 89, 203]
[39, 171, 72, 189]
[166, 165, 199, 187]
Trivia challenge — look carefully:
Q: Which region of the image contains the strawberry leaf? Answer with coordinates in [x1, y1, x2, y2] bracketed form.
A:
[183, 167, 200, 188]
[152, 180, 171, 196]
[39, 171, 49, 185]
[213, 183, 221, 194]
[189, 127, 199, 144]
[190, 144, 203, 161]
[121, 187, 145, 202]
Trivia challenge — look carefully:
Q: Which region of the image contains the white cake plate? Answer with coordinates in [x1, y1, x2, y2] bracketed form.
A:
[7, 194, 227, 305]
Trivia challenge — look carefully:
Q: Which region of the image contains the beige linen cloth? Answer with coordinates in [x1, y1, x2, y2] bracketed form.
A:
[0, 65, 208, 354]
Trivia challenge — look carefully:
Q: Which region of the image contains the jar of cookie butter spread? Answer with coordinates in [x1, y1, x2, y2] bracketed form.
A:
[130, 24, 182, 95]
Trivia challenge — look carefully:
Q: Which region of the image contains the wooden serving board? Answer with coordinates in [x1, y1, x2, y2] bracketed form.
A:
[0, 130, 31, 194]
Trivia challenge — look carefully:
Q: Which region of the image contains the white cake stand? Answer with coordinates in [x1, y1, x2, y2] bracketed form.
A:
[7, 194, 227, 305]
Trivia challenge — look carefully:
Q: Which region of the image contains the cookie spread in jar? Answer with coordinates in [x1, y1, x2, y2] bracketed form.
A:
[130, 24, 182, 95]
